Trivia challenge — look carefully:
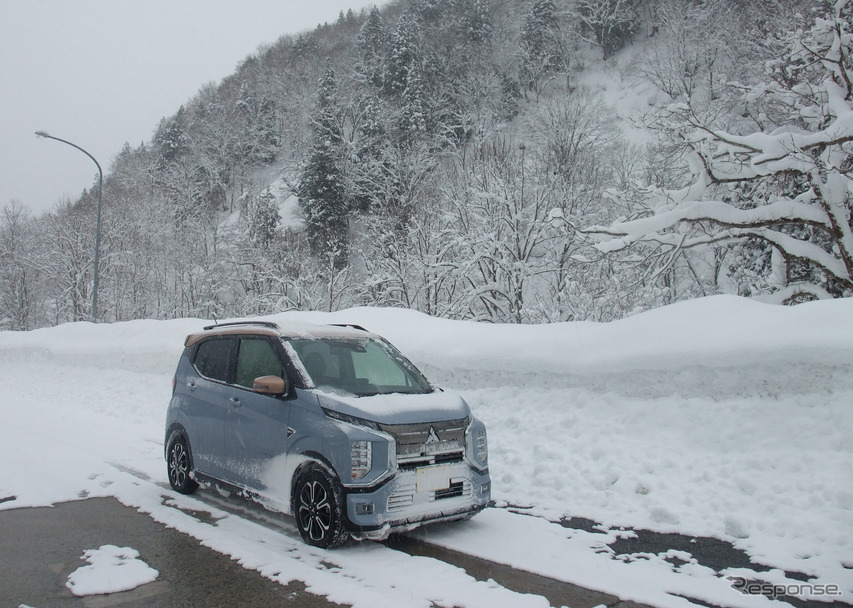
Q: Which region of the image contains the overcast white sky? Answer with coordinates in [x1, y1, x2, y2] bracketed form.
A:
[0, 0, 383, 215]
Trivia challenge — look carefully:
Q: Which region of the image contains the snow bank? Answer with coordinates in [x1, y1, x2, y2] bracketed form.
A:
[3, 295, 849, 378]
[0, 317, 203, 374]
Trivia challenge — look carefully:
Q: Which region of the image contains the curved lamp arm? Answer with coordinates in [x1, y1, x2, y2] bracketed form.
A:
[35, 130, 104, 322]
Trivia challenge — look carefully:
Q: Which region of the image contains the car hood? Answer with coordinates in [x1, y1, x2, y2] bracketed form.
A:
[315, 389, 470, 426]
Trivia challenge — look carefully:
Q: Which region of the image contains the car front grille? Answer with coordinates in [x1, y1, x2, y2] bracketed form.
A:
[378, 417, 468, 468]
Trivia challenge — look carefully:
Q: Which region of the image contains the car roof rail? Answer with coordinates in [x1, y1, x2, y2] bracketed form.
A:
[202, 320, 281, 331]
[329, 323, 368, 332]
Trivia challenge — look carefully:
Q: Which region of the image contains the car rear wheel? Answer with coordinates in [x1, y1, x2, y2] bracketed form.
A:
[167, 433, 198, 494]
[294, 466, 348, 549]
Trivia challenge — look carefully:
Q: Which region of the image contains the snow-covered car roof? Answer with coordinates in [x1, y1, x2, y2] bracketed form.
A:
[184, 320, 377, 347]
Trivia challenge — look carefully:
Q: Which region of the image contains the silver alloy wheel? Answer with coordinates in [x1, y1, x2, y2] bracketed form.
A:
[169, 440, 189, 488]
[165, 432, 197, 494]
[293, 467, 347, 548]
[298, 480, 332, 542]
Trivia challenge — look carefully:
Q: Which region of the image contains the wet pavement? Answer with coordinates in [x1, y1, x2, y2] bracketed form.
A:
[554, 513, 853, 608]
[0, 497, 345, 608]
[0, 496, 649, 608]
[11, 495, 842, 608]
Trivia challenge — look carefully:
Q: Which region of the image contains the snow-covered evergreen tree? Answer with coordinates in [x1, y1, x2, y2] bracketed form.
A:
[385, 12, 421, 101]
[298, 61, 350, 268]
[464, 0, 493, 44]
[355, 6, 388, 90]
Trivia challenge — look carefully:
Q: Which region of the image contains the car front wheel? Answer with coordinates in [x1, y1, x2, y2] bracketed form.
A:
[294, 466, 348, 549]
[166, 433, 198, 494]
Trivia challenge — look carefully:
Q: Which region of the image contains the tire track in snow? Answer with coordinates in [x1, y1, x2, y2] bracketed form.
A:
[106, 462, 554, 608]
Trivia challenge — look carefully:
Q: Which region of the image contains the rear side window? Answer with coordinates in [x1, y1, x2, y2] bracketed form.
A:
[193, 338, 232, 382]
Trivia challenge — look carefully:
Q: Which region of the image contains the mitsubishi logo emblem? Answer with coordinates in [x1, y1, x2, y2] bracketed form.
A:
[426, 426, 440, 444]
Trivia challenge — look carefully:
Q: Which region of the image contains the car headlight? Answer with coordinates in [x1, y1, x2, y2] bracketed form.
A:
[351, 440, 372, 480]
[323, 407, 381, 431]
[475, 427, 488, 465]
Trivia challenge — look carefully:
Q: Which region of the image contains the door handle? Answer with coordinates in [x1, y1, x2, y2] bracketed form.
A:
[228, 397, 241, 408]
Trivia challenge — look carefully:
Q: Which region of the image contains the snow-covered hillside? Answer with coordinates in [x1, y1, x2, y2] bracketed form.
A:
[1, 295, 851, 608]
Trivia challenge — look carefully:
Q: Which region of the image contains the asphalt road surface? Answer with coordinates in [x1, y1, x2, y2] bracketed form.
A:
[0, 498, 340, 608]
[0, 497, 647, 608]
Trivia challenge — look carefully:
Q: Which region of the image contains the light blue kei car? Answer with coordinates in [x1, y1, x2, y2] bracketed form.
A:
[165, 320, 491, 548]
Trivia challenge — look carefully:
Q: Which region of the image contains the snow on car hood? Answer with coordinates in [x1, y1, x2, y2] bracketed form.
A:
[315, 389, 470, 426]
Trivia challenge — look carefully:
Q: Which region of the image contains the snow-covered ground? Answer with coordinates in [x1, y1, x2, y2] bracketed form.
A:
[1, 295, 851, 608]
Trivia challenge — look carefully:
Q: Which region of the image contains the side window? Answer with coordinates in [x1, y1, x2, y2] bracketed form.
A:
[235, 338, 284, 389]
[193, 338, 232, 382]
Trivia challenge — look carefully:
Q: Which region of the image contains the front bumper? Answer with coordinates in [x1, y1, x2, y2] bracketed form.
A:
[344, 462, 490, 540]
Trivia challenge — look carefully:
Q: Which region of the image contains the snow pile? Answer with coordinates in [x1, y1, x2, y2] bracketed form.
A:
[1, 295, 851, 607]
[65, 545, 158, 596]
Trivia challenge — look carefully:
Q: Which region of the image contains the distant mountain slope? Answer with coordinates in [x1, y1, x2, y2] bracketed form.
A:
[4, 0, 841, 330]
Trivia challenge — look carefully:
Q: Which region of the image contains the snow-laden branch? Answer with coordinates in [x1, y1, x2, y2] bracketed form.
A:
[590, 197, 832, 251]
[754, 282, 835, 304]
[593, 218, 850, 288]
[670, 79, 853, 183]
[588, 4, 853, 295]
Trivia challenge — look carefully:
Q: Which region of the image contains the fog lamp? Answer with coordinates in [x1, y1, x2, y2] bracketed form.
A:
[354, 502, 374, 515]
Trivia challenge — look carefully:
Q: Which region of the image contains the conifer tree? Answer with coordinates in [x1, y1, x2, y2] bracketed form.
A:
[385, 12, 433, 143]
[465, 0, 493, 44]
[297, 61, 349, 268]
[356, 6, 388, 89]
[519, 0, 563, 94]
[521, 0, 559, 62]
[350, 94, 387, 213]
[154, 106, 189, 165]
[245, 188, 280, 249]
[235, 81, 279, 166]
[386, 13, 421, 99]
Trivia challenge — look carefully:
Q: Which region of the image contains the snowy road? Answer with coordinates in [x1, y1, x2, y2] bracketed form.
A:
[1, 296, 851, 607]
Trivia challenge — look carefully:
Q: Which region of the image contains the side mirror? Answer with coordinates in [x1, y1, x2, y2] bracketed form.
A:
[252, 375, 287, 395]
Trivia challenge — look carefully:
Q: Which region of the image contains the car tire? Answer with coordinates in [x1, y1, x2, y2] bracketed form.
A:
[294, 466, 348, 549]
[166, 433, 198, 494]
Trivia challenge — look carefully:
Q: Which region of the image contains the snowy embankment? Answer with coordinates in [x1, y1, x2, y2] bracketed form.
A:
[1, 295, 851, 608]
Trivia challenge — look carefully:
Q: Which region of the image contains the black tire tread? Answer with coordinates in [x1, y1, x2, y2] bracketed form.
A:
[166, 432, 199, 495]
[294, 465, 349, 549]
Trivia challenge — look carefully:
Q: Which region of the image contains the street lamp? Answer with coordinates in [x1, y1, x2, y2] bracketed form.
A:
[35, 130, 104, 323]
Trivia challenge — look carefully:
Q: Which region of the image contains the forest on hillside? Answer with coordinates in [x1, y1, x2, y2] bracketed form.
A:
[2, 0, 851, 329]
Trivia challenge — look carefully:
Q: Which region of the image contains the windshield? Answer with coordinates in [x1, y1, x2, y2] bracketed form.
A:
[286, 337, 433, 397]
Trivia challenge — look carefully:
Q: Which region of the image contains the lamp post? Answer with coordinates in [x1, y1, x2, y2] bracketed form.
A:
[35, 131, 104, 323]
